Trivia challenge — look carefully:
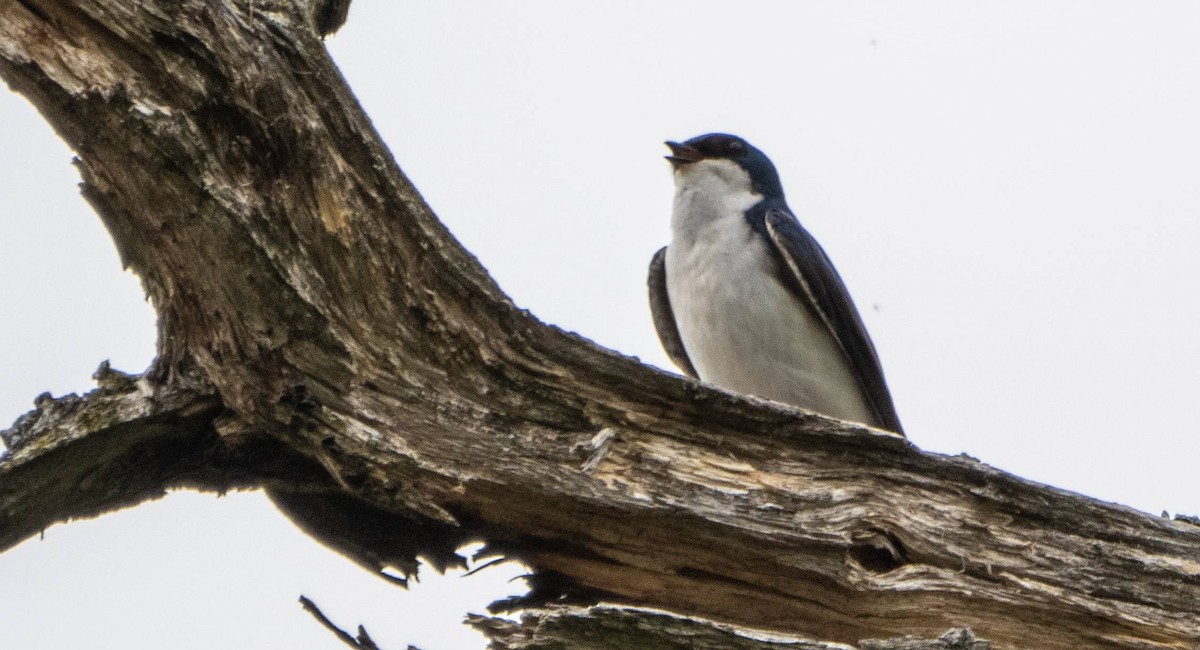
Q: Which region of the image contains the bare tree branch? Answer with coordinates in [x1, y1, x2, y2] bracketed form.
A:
[1, 1, 1198, 648]
[470, 607, 992, 650]
[0, 363, 225, 551]
[299, 596, 383, 650]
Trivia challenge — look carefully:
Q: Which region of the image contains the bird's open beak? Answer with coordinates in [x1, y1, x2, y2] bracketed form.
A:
[665, 141, 704, 168]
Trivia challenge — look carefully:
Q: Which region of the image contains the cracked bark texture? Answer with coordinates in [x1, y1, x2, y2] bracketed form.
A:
[0, 1, 1197, 649]
[470, 607, 993, 650]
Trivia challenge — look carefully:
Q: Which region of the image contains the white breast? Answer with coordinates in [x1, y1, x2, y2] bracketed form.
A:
[665, 160, 875, 426]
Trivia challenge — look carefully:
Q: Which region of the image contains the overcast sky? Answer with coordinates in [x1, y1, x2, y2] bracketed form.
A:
[3, 2, 1199, 648]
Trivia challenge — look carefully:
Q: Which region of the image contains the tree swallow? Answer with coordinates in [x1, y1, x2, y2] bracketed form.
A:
[648, 133, 904, 435]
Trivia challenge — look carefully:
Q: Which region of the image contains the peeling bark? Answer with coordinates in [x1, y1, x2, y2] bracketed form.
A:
[1, 1, 1198, 648]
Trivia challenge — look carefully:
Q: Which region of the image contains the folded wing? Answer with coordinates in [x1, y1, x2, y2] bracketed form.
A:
[648, 246, 698, 378]
[763, 209, 904, 436]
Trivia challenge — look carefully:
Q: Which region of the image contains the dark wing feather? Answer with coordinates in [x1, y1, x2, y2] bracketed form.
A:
[648, 246, 698, 378]
[763, 209, 904, 435]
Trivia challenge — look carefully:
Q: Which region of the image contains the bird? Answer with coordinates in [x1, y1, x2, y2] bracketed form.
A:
[648, 133, 904, 435]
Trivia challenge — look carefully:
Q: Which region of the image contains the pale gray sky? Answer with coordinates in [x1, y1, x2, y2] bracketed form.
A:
[3, 3, 1199, 648]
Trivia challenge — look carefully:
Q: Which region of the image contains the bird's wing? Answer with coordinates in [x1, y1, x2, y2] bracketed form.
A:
[648, 246, 699, 378]
[763, 209, 904, 435]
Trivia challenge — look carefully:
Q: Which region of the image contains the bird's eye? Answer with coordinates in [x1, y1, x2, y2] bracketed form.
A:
[727, 140, 746, 155]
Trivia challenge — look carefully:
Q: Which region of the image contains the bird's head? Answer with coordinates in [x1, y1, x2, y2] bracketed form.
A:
[665, 133, 785, 201]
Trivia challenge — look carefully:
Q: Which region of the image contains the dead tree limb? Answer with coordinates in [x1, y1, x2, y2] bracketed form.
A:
[470, 606, 993, 650]
[1, 1, 1197, 648]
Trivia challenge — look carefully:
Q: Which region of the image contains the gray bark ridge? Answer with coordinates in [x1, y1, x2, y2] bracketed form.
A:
[2, 1, 1199, 649]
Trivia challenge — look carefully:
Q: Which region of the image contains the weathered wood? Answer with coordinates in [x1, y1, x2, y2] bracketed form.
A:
[1, 1, 1198, 648]
[0, 365, 222, 551]
[470, 606, 992, 650]
[0, 362, 469, 579]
